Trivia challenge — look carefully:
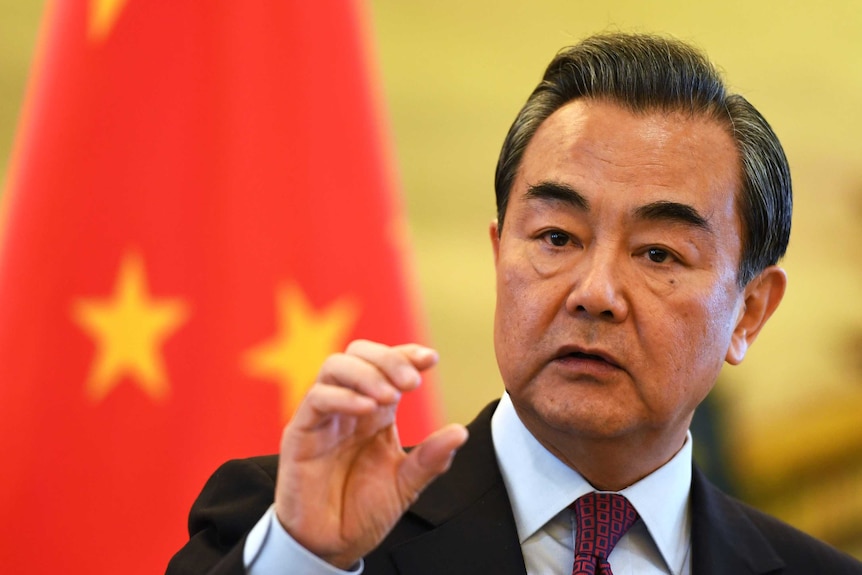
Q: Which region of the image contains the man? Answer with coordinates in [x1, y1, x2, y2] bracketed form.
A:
[167, 33, 862, 574]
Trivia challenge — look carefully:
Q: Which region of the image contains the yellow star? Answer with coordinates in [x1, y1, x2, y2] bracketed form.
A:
[89, 0, 129, 42]
[73, 251, 188, 401]
[244, 284, 359, 420]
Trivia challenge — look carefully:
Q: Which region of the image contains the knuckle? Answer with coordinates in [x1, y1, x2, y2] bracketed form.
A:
[344, 339, 364, 354]
[345, 338, 374, 354]
[318, 352, 347, 377]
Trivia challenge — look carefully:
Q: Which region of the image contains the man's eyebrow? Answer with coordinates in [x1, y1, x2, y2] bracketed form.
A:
[634, 201, 713, 233]
[525, 183, 713, 233]
[524, 182, 590, 211]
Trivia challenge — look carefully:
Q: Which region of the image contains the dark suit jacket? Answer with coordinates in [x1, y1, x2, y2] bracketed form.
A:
[166, 402, 862, 574]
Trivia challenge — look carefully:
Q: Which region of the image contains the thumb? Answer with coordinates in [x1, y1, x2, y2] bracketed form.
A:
[397, 424, 469, 501]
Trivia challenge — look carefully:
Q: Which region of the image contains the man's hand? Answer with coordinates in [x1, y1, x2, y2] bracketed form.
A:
[273, 340, 469, 569]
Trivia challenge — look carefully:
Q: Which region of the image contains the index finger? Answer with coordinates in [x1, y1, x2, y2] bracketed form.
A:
[342, 339, 439, 392]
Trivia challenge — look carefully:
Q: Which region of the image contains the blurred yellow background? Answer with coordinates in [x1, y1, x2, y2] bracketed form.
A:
[2, 0, 861, 557]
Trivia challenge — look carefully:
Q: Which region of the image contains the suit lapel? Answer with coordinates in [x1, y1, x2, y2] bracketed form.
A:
[389, 481, 526, 574]
[388, 401, 527, 575]
[382, 402, 793, 575]
[690, 465, 785, 575]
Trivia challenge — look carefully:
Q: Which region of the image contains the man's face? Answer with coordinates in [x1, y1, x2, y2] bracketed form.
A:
[492, 99, 752, 459]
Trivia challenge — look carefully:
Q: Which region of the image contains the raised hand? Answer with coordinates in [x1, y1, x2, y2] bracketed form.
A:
[273, 340, 469, 569]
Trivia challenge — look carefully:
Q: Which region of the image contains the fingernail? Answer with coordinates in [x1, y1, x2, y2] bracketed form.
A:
[398, 366, 421, 388]
[414, 346, 438, 362]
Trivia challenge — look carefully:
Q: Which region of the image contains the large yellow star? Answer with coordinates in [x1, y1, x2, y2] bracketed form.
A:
[73, 251, 188, 401]
[89, 0, 129, 41]
[244, 284, 359, 420]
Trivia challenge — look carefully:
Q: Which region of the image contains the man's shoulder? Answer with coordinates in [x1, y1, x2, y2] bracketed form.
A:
[189, 455, 279, 528]
[692, 468, 862, 573]
[199, 454, 279, 494]
[735, 496, 862, 571]
[166, 455, 280, 575]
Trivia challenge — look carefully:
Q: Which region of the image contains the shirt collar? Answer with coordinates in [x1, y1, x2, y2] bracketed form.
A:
[491, 392, 692, 573]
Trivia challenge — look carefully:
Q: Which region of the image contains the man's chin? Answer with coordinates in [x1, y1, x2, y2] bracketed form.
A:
[517, 396, 639, 443]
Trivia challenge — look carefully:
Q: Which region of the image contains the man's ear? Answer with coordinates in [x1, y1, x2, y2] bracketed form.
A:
[726, 266, 787, 365]
[489, 220, 500, 263]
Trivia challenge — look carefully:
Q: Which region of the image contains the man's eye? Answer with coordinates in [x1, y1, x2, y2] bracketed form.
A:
[647, 248, 670, 263]
[545, 231, 570, 247]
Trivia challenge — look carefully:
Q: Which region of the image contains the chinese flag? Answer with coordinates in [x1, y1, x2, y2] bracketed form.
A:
[0, 1, 441, 573]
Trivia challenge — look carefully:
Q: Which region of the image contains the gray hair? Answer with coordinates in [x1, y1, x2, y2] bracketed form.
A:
[494, 33, 791, 286]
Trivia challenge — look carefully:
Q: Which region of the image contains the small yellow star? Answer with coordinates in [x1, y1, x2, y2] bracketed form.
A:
[73, 251, 188, 401]
[89, 0, 129, 41]
[244, 284, 359, 420]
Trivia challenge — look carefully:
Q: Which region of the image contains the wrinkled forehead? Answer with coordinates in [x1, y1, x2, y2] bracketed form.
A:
[519, 99, 741, 191]
[512, 99, 744, 244]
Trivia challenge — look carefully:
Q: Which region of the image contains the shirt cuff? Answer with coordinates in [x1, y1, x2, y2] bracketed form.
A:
[244, 504, 364, 575]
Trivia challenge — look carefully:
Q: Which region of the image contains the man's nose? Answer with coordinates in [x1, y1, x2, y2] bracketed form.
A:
[564, 248, 629, 321]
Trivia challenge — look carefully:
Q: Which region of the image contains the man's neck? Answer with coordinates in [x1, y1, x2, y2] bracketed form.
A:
[514, 405, 691, 491]
[490, 392, 694, 574]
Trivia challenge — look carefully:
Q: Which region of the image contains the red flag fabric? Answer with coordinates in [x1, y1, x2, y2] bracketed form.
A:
[0, 1, 441, 572]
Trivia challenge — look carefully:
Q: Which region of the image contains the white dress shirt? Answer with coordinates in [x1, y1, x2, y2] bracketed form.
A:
[245, 394, 693, 574]
[245, 507, 361, 574]
[492, 393, 692, 575]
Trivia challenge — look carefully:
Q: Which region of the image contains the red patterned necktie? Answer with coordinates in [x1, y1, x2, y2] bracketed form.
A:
[571, 492, 639, 575]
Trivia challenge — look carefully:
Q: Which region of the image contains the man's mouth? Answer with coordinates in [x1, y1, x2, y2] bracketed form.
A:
[554, 347, 622, 369]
